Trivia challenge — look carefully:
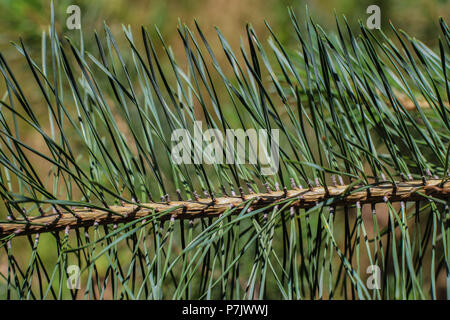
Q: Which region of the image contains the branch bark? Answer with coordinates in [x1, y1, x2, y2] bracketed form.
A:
[1, 179, 448, 237]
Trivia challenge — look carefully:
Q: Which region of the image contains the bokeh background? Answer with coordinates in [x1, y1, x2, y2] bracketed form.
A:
[0, 0, 448, 152]
[0, 0, 448, 63]
[1, 0, 449, 46]
[0, 0, 448, 124]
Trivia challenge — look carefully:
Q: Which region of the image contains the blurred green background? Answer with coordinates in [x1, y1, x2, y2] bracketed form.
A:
[0, 0, 448, 58]
[0, 0, 448, 147]
[0, 0, 448, 121]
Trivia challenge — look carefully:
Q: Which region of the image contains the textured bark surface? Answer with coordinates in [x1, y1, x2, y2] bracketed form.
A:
[1, 179, 448, 237]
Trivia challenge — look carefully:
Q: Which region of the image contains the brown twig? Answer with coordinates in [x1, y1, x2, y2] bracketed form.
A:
[0, 179, 448, 237]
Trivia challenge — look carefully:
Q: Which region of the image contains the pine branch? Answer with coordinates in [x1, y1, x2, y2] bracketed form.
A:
[1, 179, 448, 237]
[0, 4, 449, 299]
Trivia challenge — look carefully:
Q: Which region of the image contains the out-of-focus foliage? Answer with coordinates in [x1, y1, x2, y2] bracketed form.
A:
[0, 0, 447, 128]
[1, 0, 448, 53]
